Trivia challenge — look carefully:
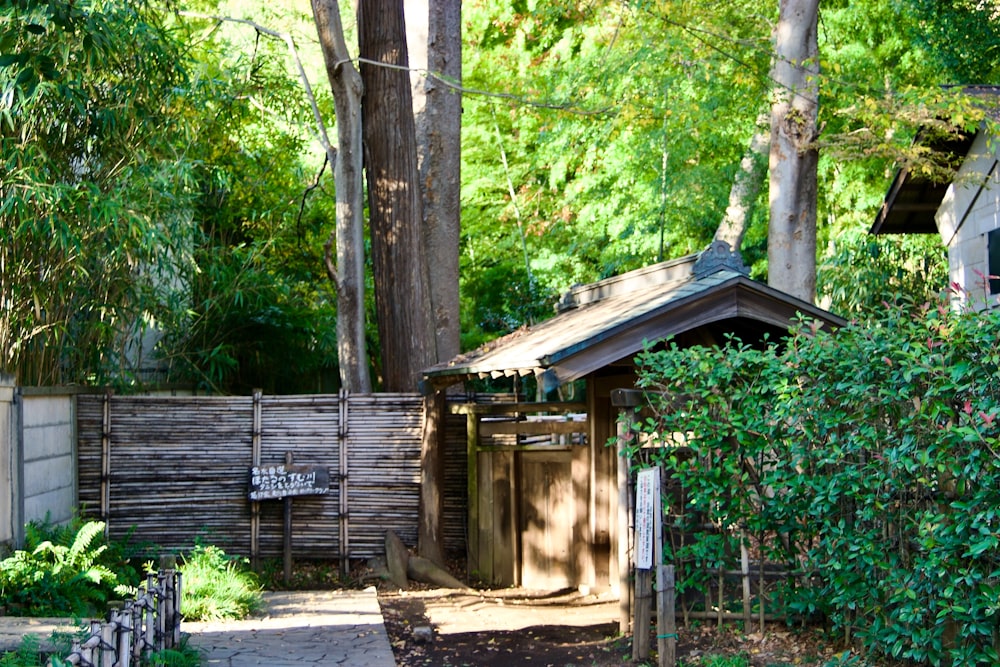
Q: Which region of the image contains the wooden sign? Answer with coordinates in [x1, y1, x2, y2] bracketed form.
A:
[248, 464, 329, 501]
[635, 467, 660, 570]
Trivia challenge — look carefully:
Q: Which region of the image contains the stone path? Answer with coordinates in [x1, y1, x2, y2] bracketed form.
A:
[185, 588, 396, 666]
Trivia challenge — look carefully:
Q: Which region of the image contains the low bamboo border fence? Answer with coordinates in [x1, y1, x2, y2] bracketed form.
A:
[51, 559, 180, 667]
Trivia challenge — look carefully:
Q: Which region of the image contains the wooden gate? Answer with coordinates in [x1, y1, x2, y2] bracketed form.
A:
[454, 402, 589, 589]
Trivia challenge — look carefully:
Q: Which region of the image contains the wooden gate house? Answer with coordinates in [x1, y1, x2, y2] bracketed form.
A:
[422, 241, 845, 593]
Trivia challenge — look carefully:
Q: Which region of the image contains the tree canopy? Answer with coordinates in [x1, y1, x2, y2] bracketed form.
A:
[2, 0, 999, 390]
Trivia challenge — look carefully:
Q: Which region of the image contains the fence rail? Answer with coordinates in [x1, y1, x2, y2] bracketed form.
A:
[52, 561, 180, 667]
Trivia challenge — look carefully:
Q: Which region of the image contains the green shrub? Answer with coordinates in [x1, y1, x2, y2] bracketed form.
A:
[0, 519, 138, 617]
[179, 545, 262, 621]
[632, 296, 1000, 665]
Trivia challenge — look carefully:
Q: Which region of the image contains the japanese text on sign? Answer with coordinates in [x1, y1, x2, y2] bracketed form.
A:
[635, 467, 660, 570]
[248, 464, 329, 501]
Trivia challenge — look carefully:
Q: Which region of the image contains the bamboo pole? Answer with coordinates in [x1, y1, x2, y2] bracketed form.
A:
[284, 451, 294, 586]
[100, 391, 112, 531]
[251, 390, 262, 569]
[339, 388, 350, 579]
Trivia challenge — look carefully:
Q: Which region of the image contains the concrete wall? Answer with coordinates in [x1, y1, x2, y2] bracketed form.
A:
[0, 382, 78, 548]
[20, 392, 76, 528]
[936, 131, 1000, 309]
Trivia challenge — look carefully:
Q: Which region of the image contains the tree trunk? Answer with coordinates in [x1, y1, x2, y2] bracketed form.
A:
[768, 0, 820, 304]
[359, 0, 436, 391]
[715, 112, 769, 254]
[406, 0, 462, 364]
[311, 0, 372, 392]
[405, 0, 460, 566]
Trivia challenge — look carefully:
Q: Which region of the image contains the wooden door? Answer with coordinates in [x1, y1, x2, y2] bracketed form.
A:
[519, 449, 574, 589]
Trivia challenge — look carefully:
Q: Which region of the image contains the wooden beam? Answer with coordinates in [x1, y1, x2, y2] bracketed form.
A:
[479, 419, 587, 437]
[447, 401, 587, 415]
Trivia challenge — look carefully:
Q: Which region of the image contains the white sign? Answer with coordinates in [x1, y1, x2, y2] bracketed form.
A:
[635, 467, 660, 570]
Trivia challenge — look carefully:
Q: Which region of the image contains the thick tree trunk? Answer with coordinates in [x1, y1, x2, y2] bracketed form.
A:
[405, 0, 460, 566]
[359, 0, 436, 391]
[714, 112, 769, 253]
[311, 0, 371, 393]
[406, 0, 462, 365]
[768, 0, 820, 304]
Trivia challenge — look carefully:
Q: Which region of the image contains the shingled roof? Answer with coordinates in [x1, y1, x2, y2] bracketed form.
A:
[423, 242, 846, 392]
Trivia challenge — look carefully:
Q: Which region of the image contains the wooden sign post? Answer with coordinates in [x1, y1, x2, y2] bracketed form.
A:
[633, 467, 658, 662]
[248, 453, 329, 585]
[633, 466, 676, 667]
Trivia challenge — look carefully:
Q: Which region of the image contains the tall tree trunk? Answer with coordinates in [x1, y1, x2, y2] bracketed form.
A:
[405, 0, 460, 565]
[359, 0, 436, 391]
[311, 0, 372, 392]
[768, 0, 820, 304]
[714, 112, 769, 254]
[406, 0, 462, 365]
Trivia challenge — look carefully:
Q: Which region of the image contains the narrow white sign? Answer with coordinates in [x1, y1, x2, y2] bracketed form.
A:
[635, 467, 659, 570]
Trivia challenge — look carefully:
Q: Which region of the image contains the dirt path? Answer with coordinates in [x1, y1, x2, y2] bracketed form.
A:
[378, 588, 626, 666]
[377, 586, 849, 666]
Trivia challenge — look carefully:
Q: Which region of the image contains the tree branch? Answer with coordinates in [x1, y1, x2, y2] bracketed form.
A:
[177, 11, 338, 166]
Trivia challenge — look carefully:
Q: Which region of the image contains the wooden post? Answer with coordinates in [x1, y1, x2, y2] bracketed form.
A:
[653, 466, 677, 667]
[418, 390, 446, 565]
[466, 409, 480, 579]
[659, 565, 677, 667]
[633, 467, 658, 662]
[250, 390, 262, 570]
[174, 570, 183, 648]
[339, 389, 350, 579]
[101, 390, 112, 532]
[741, 534, 752, 632]
[616, 411, 633, 635]
[284, 451, 294, 586]
[633, 567, 653, 661]
[160, 554, 177, 649]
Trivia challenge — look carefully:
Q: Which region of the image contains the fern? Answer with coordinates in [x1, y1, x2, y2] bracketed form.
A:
[0, 520, 131, 617]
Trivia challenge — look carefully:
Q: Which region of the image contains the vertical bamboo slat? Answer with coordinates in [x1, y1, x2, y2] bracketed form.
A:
[339, 388, 349, 577]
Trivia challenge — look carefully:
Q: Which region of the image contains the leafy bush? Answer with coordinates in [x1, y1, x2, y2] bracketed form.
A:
[179, 545, 261, 621]
[632, 296, 1000, 665]
[0, 519, 139, 617]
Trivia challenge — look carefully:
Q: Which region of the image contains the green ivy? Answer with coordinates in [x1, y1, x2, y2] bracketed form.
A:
[631, 295, 1000, 665]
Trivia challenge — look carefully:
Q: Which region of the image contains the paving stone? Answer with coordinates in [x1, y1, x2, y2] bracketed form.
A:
[186, 587, 396, 667]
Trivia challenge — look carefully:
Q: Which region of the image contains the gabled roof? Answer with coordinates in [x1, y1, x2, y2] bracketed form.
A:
[871, 85, 1000, 235]
[423, 242, 846, 391]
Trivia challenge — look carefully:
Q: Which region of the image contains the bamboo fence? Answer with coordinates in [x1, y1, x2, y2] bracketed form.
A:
[77, 392, 435, 562]
[52, 560, 181, 667]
